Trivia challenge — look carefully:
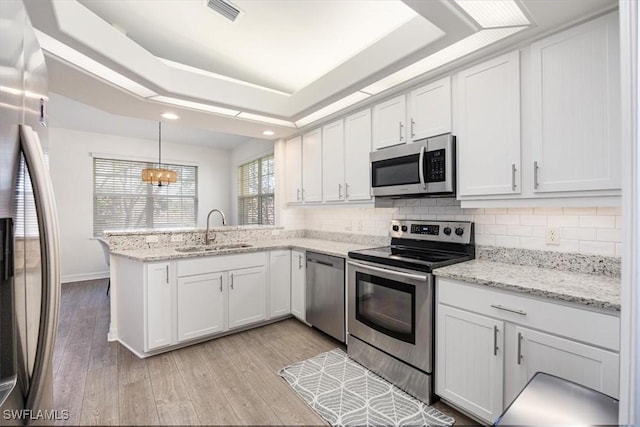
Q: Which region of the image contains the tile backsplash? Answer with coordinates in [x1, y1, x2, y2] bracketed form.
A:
[281, 199, 622, 257]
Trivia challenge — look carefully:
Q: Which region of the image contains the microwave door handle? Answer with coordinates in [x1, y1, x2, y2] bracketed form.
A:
[419, 145, 427, 190]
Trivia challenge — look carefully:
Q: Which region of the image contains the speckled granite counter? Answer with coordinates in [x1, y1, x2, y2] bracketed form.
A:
[110, 238, 376, 262]
[434, 260, 620, 311]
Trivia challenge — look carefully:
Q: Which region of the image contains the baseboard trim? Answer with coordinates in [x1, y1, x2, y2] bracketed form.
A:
[61, 271, 109, 284]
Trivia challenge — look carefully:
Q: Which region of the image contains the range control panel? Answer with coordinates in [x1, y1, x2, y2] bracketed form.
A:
[389, 220, 473, 244]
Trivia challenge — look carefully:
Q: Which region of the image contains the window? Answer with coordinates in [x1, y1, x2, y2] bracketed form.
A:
[237, 154, 274, 225]
[93, 157, 197, 235]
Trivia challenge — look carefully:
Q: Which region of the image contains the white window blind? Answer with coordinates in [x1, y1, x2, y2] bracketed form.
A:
[93, 157, 197, 235]
[15, 154, 39, 238]
[237, 154, 274, 225]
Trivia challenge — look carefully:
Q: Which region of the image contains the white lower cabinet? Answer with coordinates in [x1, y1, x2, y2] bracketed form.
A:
[436, 305, 504, 423]
[145, 262, 172, 351]
[228, 266, 267, 329]
[269, 250, 291, 318]
[177, 272, 225, 342]
[436, 277, 620, 424]
[290, 250, 306, 321]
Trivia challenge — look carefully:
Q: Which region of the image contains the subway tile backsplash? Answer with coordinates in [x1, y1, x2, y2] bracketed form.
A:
[281, 199, 622, 257]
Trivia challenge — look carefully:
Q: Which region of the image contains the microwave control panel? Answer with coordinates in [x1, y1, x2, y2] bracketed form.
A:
[426, 149, 446, 182]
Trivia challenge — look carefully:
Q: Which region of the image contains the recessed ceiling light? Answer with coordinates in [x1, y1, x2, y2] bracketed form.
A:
[262, 130, 275, 136]
[161, 112, 179, 120]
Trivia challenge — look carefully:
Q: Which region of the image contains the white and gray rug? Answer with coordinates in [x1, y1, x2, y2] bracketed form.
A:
[278, 348, 455, 427]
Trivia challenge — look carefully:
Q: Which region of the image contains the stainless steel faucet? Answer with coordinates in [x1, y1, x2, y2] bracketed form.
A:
[205, 209, 226, 245]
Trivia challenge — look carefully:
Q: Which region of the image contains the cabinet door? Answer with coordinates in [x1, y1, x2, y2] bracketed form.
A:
[372, 94, 406, 150]
[290, 250, 306, 322]
[302, 129, 322, 202]
[436, 305, 504, 424]
[228, 265, 267, 329]
[408, 76, 451, 141]
[344, 109, 372, 201]
[286, 136, 303, 203]
[457, 51, 521, 196]
[177, 272, 225, 342]
[269, 251, 291, 318]
[322, 120, 345, 202]
[145, 262, 172, 351]
[531, 13, 620, 193]
[512, 326, 620, 400]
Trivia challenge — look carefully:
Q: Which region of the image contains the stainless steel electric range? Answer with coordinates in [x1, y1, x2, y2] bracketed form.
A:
[347, 219, 475, 404]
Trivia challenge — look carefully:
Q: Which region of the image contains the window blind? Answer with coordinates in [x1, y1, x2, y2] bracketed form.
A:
[93, 157, 197, 235]
[15, 154, 39, 238]
[237, 154, 274, 225]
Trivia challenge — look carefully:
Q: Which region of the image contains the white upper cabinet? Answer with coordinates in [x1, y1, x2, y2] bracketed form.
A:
[285, 136, 302, 204]
[302, 128, 322, 203]
[322, 120, 345, 202]
[457, 51, 521, 197]
[372, 94, 406, 150]
[408, 76, 452, 141]
[344, 109, 372, 201]
[530, 12, 621, 193]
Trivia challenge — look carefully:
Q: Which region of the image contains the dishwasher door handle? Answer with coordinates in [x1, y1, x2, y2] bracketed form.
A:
[308, 259, 336, 268]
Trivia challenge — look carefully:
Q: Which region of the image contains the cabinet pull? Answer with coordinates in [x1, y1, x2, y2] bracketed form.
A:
[490, 304, 527, 316]
[534, 161, 539, 189]
[410, 118, 415, 139]
[301, 188, 305, 200]
[296, 188, 301, 201]
[298, 254, 303, 269]
[399, 121, 404, 141]
[219, 278, 223, 292]
[338, 184, 343, 198]
[165, 265, 169, 284]
[345, 183, 350, 198]
[493, 325, 499, 356]
[230, 273, 234, 290]
[517, 332, 523, 365]
[511, 163, 517, 191]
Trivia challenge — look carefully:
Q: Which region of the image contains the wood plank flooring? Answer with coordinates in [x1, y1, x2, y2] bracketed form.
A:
[54, 279, 479, 426]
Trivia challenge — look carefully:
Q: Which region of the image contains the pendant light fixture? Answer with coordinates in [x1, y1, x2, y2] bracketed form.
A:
[141, 121, 177, 186]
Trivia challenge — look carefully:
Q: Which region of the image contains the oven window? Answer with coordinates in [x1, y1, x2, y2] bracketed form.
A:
[371, 154, 420, 187]
[355, 272, 416, 344]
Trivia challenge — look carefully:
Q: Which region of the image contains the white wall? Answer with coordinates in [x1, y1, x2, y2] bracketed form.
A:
[49, 127, 231, 283]
[229, 138, 274, 225]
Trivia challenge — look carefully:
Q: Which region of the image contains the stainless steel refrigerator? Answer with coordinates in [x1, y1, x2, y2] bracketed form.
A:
[0, 0, 61, 425]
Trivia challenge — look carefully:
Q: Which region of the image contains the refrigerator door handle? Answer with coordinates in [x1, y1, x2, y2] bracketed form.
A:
[19, 125, 61, 413]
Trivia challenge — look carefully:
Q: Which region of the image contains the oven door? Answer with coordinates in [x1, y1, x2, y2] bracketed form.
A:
[347, 259, 433, 373]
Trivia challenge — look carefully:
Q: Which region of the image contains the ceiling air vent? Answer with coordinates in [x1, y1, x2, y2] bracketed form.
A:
[206, 0, 242, 22]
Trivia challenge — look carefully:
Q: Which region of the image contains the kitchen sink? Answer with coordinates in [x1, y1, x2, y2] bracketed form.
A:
[175, 243, 252, 253]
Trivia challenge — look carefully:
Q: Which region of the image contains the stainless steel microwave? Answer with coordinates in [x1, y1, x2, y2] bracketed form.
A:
[370, 133, 456, 197]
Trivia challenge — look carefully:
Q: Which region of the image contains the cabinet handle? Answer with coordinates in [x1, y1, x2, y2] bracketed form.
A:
[511, 163, 517, 191]
[298, 254, 303, 269]
[534, 161, 539, 189]
[399, 121, 404, 141]
[493, 325, 499, 356]
[165, 265, 169, 284]
[490, 304, 527, 316]
[219, 279, 223, 292]
[517, 332, 523, 365]
[338, 184, 343, 198]
[301, 188, 305, 200]
[296, 188, 301, 201]
[410, 118, 415, 139]
[230, 273, 234, 290]
[345, 183, 349, 198]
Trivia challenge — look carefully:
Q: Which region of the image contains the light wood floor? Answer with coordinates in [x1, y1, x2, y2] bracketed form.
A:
[53, 279, 479, 426]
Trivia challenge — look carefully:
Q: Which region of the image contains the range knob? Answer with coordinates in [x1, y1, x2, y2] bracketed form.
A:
[443, 227, 452, 235]
[401, 225, 408, 232]
[392, 225, 400, 232]
[455, 227, 465, 236]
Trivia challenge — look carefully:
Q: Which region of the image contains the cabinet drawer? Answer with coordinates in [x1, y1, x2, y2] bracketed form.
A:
[177, 252, 267, 277]
[437, 278, 619, 351]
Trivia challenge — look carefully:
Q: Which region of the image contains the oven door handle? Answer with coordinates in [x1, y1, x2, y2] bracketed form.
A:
[419, 145, 427, 190]
[348, 260, 428, 282]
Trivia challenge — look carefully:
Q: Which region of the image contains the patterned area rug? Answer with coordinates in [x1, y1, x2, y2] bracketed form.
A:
[278, 348, 455, 427]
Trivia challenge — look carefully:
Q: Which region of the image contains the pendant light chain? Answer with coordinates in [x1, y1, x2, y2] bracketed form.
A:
[158, 121, 162, 168]
[141, 120, 177, 186]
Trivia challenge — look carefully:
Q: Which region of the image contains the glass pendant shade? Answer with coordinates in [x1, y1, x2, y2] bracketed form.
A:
[142, 121, 177, 186]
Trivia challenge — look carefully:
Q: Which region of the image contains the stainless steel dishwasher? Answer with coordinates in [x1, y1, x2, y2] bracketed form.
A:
[306, 252, 345, 342]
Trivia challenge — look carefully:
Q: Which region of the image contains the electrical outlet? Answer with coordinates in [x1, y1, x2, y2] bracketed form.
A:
[146, 235, 159, 243]
[271, 229, 281, 236]
[546, 227, 560, 245]
[170, 234, 184, 242]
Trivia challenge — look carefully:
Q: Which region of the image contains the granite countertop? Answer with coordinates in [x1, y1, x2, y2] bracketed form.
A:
[434, 260, 620, 311]
[110, 238, 375, 262]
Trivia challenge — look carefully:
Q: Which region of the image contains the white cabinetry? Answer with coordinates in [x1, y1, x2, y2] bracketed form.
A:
[436, 277, 620, 424]
[408, 76, 452, 141]
[177, 272, 225, 342]
[290, 250, 306, 322]
[437, 305, 504, 423]
[344, 109, 372, 201]
[302, 129, 322, 202]
[530, 12, 620, 193]
[456, 51, 521, 197]
[285, 136, 303, 203]
[145, 262, 172, 351]
[322, 120, 345, 202]
[373, 94, 406, 150]
[269, 250, 291, 318]
[228, 266, 267, 329]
